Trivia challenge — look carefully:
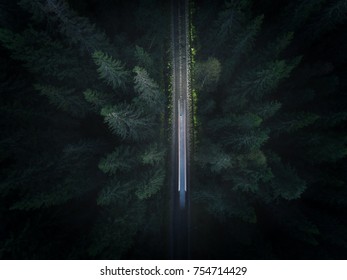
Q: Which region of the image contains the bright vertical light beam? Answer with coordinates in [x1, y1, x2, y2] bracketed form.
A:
[178, 99, 186, 208]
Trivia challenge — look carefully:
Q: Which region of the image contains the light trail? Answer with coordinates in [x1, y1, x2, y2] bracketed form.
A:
[178, 99, 187, 208]
[170, 0, 190, 259]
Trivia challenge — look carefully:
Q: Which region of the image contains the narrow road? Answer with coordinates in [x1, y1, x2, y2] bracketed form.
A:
[170, 0, 191, 259]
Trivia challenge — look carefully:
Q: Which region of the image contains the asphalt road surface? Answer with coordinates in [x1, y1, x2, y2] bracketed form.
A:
[170, 0, 190, 259]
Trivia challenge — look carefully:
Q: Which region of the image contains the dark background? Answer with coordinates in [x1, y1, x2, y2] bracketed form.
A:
[1, 0, 347, 259]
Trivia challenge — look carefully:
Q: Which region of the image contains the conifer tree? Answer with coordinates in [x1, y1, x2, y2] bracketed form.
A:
[100, 104, 154, 141]
[92, 51, 128, 90]
[133, 66, 165, 113]
[192, 0, 347, 258]
[0, 0, 168, 259]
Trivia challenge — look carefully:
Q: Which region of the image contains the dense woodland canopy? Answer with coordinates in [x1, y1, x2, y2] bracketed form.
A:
[0, 0, 347, 259]
[192, 0, 347, 259]
[0, 0, 169, 259]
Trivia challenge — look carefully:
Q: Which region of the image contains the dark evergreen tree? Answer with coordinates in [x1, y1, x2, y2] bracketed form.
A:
[192, 0, 347, 259]
[0, 0, 169, 259]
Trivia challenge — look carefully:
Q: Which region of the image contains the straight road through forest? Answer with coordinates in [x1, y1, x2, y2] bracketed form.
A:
[170, 0, 191, 259]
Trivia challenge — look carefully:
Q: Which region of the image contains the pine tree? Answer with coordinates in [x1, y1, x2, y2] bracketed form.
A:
[98, 146, 137, 175]
[195, 142, 233, 173]
[9, 140, 102, 210]
[0, 0, 168, 259]
[221, 15, 263, 80]
[88, 201, 146, 259]
[134, 46, 154, 75]
[18, 0, 116, 55]
[101, 104, 154, 141]
[268, 154, 307, 200]
[0, 28, 85, 82]
[230, 58, 302, 103]
[135, 167, 165, 200]
[97, 179, 135, 207]
[83, 89, 109, 111]
[140, 143, 166, 166]
[92, 51, 128, 90]
[133, 66, 165, 113]
[271, 112, 319, 134]
[210, 0, 251, 53]
[303, 133, 347, 163]
[192, 0, 347, 258]
[194, 57, 221, 92]
[35, 84, 90, 117]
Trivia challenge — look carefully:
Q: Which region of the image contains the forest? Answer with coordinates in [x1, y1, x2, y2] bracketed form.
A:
[1, 0, 347, 259]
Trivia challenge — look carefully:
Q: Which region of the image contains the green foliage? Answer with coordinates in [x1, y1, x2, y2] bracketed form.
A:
[97, 180, 134, 206]
[284, 0, 325, 32]
[98, 146, 137, 175]
[195, 143, 233, 173]
[192, 0, 347, 258]
[236, 150, 267, 167]
[194, 189, 256, 223]
[227, 164, 273, 192]
[0, 28, 24, 54]
[250, 102, 282, 120]
[235, 113, 263, 129]
[269, 155, 307, 200]
[135, 167, 165, 200]
[223, 128, 269, 151]
[306, 0, 347, 39]
[8, 140, 101, 210]
[93, 51, 128, 90]
[318, 214, 347, 249]
[320, 0, 347, 27]
[273, 207, 320, 246]
[272, 112, 319, 134]
[101, 104, 153, 141]
[0, 28, 82, 80]
[222, 15, 263, 78]
[35, 84, 89, 117]
[88, 202, 145, 258]
[18, 0, 115, 55]
[83, 89, 108, 110]
[0, 0, 167, 259]
[261, 32, 294, 62]
[133, 66, 165, 112]
[213, 0, 250, 49]
[9, 185, 75, 210]
[2, 0, 346, 260]
[304, 133, 347, 163]
[134, 45, 154, 73]
[320, 112, 347, 127]
[232, 58, 302, 101]
[194, 57, 221, 92]
[141, 144, 166, 166]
